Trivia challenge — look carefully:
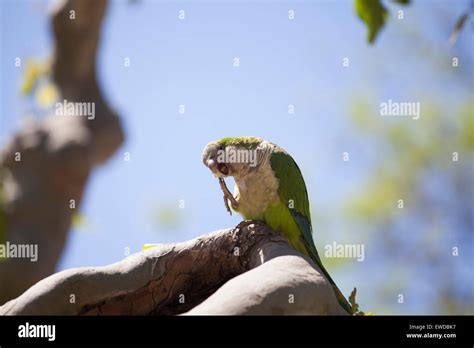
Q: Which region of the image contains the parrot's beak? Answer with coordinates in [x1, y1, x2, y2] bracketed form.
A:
[206, 158, 217, 170]
[206, 158, 230, 177]
[206, 158, 219, 176]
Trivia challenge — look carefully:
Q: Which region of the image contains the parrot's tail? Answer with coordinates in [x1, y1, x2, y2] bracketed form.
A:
[310, 253, 353, 314]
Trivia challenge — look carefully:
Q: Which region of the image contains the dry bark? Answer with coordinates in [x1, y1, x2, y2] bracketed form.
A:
[0, 222, 347, 316]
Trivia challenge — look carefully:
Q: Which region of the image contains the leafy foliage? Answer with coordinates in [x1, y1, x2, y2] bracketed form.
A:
[346, 96, 474, 314]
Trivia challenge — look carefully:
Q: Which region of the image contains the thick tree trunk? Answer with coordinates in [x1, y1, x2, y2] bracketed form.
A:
[0, 0, 123, 304]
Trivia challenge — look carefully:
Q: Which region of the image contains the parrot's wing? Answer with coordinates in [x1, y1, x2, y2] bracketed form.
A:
[270, 147, 352, 314]
[269, 147, 320, 262]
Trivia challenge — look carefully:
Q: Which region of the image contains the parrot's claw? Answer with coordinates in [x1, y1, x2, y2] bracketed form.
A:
[223, 194, 232, 215]
[232, 220, 266, 235]
[218, 177, 238, 215]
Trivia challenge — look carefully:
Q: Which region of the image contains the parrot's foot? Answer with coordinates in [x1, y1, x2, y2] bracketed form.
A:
[218, 177, 239, 215]
[233, 220, 266, 233]
[231, 220, 253, 235]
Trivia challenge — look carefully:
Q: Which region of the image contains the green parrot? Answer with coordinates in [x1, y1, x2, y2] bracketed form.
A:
[202, 136, 353, 314]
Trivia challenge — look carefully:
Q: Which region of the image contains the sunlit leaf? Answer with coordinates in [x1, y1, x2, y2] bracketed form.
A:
[20, 60, 46, 95]
[35, 82, 59, 108]
[354, 0, 388, 43]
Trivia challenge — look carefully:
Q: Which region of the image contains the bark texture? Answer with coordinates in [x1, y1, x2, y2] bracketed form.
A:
[0, 222, 347, 316]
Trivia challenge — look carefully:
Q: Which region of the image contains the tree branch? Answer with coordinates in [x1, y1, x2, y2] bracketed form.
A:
[0, 0, 123, 304]
[0, 222, 347, 315]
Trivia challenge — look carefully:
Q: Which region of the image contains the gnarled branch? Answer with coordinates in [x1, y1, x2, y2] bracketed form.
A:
[0, 222, 347, 316]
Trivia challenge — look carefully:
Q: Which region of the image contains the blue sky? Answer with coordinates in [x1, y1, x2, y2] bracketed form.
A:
[1, 0, 472, 314]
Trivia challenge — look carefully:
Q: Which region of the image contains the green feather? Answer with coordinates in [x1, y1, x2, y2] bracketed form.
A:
[217, 136, 262, 149]
[269, 146, 353, 314]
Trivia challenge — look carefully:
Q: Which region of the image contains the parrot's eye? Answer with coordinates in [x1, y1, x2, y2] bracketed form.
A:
[217, 163, 229, 176]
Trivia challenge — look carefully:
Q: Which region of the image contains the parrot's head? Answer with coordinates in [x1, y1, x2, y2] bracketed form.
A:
[202, 136, 271, 180]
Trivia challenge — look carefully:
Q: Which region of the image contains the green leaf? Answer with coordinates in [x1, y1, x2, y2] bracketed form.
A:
[392, 0, 410, 4]
[20, 60, 46, 95]
[354, 0, 388, 44]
